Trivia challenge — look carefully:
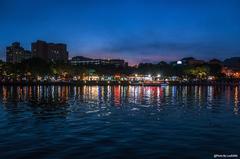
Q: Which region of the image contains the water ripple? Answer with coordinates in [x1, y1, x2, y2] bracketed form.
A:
[0, 85, 240, 158]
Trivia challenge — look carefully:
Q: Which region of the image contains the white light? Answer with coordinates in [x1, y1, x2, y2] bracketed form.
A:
[157, 74, 161, 77]
[148, 74, 151, 77]
[177, 61, 182, 65]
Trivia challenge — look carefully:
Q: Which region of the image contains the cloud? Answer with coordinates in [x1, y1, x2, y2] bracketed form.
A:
[98, 37, 240, 60]
[70, 32, 240, 64]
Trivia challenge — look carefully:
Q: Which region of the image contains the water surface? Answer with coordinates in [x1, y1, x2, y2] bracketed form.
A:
[0, 85, 239, 159]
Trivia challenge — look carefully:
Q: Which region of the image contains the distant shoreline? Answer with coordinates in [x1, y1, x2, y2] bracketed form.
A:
[0, 81, 240, 86]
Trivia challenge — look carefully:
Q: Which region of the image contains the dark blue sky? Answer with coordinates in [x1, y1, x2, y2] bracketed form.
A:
[1, 0, 240, 64]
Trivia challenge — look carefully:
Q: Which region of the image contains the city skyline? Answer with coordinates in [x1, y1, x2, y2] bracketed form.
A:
[1, 0, 240, 65]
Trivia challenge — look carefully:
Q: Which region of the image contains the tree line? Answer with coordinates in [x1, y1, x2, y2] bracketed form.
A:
[0, 57, 226, 80]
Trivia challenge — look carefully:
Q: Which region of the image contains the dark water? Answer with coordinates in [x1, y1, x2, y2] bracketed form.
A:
[0, 85, 240, 159]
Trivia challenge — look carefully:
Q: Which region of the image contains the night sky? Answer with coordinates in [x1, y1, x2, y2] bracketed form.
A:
[1, 0, 240, 64]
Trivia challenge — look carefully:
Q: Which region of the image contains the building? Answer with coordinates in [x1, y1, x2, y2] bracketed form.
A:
[6, 42, 32, 63]
[70, 56, 127, 67]
[70, 56, 100, 65]
[107, 59, 126, 67]
[32, 40, 68, 62]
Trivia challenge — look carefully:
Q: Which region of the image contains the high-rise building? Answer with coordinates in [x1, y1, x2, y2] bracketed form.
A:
[6, 42, 32, 63]
[31, 40, 68, 62]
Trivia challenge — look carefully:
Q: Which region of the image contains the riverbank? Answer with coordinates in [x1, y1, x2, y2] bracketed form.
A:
[1, 80, 240, 86]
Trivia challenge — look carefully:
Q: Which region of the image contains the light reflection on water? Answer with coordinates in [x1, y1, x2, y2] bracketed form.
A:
[0, 85, 240, 159]
[1, 85, 240, 113]
[1, 85, 240, 116]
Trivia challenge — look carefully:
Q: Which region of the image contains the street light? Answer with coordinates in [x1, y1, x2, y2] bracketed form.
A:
[177, 61, 182, 65]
